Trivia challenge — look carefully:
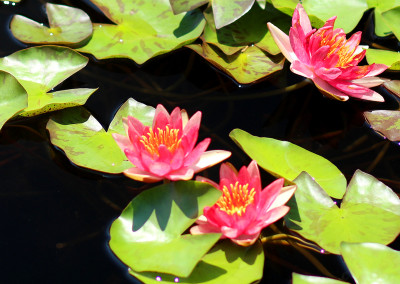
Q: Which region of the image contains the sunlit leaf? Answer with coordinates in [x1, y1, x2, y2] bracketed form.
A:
[341, 242, 400, 284]
[285, 170, 400, 254]
[169, 0, 208, 14]
[364, 110, 400, 141]
[10, 3, 92, 45]
[130, 240, 264, 284]
[271, 0, 368, 33]
[46, 98, 155, 174]
[229, 129, 346, 198]
[77, 0, 205, 65]
[0, 71, 28, 130]
[188, 42, 284, 84]
[366, 49, 400, 70]
[366, 0, 400, 37]
[380, 5, 400, 39]
[292, 273, 349, 284]
[212, 0, 255, 29]
[0, 46, 95, 116]
[109, 181, 222, 277]
[203, 3, 291, 56]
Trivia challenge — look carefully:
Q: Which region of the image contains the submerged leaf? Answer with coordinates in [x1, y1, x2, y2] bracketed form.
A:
[285, 171, 400, 254]
[229, 129, 346, 198]
[364, 110, 400, 141]
[77, 0, 205, 64]
[130, 240, 264, 284]
[46, 98, 155, 174]
[109, 181, 222, 277]
[0, 71, 28, 130]
[10, 3, 92, 45]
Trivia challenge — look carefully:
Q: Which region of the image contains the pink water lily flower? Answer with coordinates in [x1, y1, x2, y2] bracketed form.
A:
[190, 161, 296, 246]
[112, 105, 231, 183]
[267, 4, 388, 102]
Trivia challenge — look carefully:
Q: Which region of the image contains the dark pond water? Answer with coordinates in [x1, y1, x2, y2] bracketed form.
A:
[1, 1, 400, 283]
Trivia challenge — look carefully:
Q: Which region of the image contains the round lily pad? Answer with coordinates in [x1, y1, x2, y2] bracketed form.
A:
[77, 0, 206, 65]
[10, 3, 92, 45]
[285, 170, 400, 254]
[366, 49, 400, 70]
[364, 110, 400, 141]
[229, 129, 347, 199]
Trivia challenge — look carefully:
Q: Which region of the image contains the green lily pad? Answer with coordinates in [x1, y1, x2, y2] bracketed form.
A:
[364, 110, 400, 141]
[109, 181, 222, 277]
[292, 273, 349, 284]
[0, 71, 28, 130]
[188, 42, 284, 84]
[341, 242, 400, 284]
[169, 0, 209, 14]
[203, 3, 291, 56]
[0, 46, 95, 117]
[130, 240, 264, 284]
[77, 0, 205, 65]
[10, 3, 92, 45]
[46, 98, 155, 174]
[212, 0, 255, 29]
[271, 0, 368, 33]
[377, 3, 400, 38]
[366, 49, 400, 70]
[285, 170, 400, 254]
[229, 129, 346, 199]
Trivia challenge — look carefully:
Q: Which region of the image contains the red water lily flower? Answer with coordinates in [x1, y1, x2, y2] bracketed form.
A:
[112, 105, 231, 183]
[190, 161, 296, 246]
[267, 4, 388, 102]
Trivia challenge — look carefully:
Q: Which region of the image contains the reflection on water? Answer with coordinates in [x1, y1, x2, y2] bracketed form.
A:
[0, 1, 400, 283]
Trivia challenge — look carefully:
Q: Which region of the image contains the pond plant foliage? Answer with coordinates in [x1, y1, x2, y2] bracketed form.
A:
[2, 0, 400, 283]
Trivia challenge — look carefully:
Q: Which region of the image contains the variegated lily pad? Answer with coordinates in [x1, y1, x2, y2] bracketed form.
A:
[10, 3, 92, 45]
[366, 49, 400, 70]
[285, 170, 400, 254]
[0, 71, 28, 130]
[188, 41, 284, 84]
[203, 3, 291, 56]
[364, 110, 400, 141]
[46, 98, 155, 174]
[77, 0, 205, 65]
[0, 46, 96, 117]
[170, 0, 255, 29]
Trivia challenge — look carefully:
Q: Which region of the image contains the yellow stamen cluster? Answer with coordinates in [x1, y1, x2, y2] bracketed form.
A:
[318, 30, 358, 68]
[140, 126, 181, 157]
[217, 181, 256, 216]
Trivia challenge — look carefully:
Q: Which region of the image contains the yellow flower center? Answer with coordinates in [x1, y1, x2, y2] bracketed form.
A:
[318, 30, 358, 68]
[140, 126, 181, 157]
[216, 181, 256, 216]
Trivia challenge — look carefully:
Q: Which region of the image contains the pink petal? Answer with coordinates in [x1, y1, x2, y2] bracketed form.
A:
[153, 104, 170, 130]
[166, 167, 194, 181]
[290, 60, 314, 79]
[232, 233, 260, 246]
[364, 63, 389, 77]
[312, 76, 349, 101]
[189, 150, 231, 173]
[290, 26, 311, 64]
[123, 167, 162, 183]
[195, 176, 220, 189]
[169, 107, 183, 131]
[293, 3, 312, 34]
[181, 109, 189, 128]
[220, 162, 239, 181]
[148, 161, 171, 177]
[183, 138, 211, 167]
[170, 148, 184, 170]
[258, 178, 285, 212]
[221, 226, 240, 239]
[190, 223, 221, 235]
[310, 46, 331, 67]
[112, 133, 132, 152]
[351, 77, 389, 88]
[267, 22, 297, 63]
[269, 185, 297, 210]
[246, 206, 290, 235]
[315, 67, 342, 81]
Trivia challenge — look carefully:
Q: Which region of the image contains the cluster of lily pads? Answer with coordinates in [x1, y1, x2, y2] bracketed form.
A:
[1, 0, 400, 283]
